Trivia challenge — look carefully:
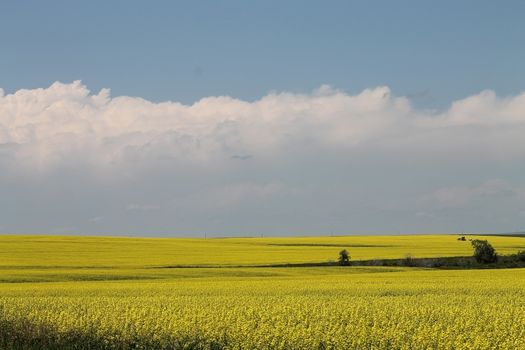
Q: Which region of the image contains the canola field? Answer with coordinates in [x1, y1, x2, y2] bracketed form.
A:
[1, 234, 524, 268]
[0, 234, 524, 349]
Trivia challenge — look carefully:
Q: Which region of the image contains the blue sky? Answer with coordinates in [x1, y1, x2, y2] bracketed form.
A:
[1, 1, 525, 236]
[1, 1, 523, 107]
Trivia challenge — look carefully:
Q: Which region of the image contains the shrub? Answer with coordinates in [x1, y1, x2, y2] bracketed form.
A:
[368, 259, 383, 266]
[471, 239, 498, 264]
[516, 251, 525, 262]
[338, 249, 350, 266]
[430, 258, 444, 268]
[402, 254, 416, 267]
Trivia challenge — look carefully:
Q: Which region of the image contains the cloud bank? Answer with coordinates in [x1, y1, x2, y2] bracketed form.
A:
[1, 82, 525, 235]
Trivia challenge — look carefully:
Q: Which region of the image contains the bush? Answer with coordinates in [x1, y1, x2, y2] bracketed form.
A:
[516, 251, 525, 262]
[402, 254, 416, 267]
[367, 259, 384, 266]
[338, 249, 350, 266]
[430, 258, 444, 268]
[471, 239, 498, 264]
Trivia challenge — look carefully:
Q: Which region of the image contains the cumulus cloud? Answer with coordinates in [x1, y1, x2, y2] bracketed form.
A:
[2, 82, 525, 171]
[2, 81, 525, 173]
[1, 81, 525, 235]
[0, 82, 412, 174]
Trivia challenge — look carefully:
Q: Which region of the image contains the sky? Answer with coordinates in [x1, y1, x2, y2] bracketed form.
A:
[1, 1, 525, 236]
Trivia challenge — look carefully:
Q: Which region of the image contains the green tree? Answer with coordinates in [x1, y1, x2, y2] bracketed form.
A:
[338, 249, 350, 266]
[471, 239, 497, 264]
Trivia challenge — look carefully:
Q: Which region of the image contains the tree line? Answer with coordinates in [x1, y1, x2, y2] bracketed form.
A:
[338, 238, 525, 268]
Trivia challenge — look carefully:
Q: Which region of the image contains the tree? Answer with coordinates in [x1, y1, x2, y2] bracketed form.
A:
[338, 249, 350, 266]
[471, 239, 497, 263]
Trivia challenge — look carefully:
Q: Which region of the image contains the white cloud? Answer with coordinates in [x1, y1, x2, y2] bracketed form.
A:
[2, 81, 525, 234]
[1, 81, 525, 177]
[0, 81, 416, 174]
[0, 81, 525, 174]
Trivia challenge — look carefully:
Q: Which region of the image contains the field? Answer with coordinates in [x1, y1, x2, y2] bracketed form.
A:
[0, 234, 524, 349]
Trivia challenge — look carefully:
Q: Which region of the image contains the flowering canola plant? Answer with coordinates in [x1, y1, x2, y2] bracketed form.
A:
[0, 267, 524, 349]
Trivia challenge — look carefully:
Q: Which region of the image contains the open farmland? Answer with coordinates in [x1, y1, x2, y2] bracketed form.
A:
[0, 234, 524, 349]
[1, 234, 524, 268]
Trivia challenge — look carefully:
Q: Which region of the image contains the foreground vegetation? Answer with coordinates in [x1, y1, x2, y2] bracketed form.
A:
[0, 234, 524, 349]
[1, 268, 525, 349]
